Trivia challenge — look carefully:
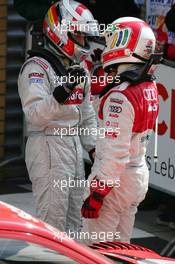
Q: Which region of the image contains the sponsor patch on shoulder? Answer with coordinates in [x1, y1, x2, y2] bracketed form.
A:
[29, 78, 44, 84]
[110, 98, 123, 104]
[29, 72, 44, 78]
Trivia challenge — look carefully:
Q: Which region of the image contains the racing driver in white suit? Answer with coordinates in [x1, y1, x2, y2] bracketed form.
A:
[18, 0, 98, 234]
[81, 17, 160, 243]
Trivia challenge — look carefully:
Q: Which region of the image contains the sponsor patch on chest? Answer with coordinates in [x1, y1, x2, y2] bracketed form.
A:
[110, 98, 123, 104]
[64, 87, 84, 105]
[109, 105, 122, 113]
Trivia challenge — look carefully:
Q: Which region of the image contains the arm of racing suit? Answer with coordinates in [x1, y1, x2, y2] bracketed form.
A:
[95, 89, 135, 182]
[18, 61, 66, 126]
[79, 70, 97, 153]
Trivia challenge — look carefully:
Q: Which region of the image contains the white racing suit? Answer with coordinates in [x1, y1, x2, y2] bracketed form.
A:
[18, 55, 97, 234]
[81, 80, 159, 244]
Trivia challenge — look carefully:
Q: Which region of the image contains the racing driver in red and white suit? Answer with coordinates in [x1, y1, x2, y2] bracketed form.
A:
[81, 17, 160, 244]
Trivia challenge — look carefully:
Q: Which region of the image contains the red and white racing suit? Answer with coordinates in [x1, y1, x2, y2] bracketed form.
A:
[82, 80, 159, 243]
[18, 56, 97, 233]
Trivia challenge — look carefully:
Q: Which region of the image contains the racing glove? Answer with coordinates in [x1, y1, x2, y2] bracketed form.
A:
[53, 66, 87, 103]
[81, 176, 113, 218]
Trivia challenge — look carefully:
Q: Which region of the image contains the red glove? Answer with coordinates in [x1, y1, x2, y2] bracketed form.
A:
[81, 177, 113, 218]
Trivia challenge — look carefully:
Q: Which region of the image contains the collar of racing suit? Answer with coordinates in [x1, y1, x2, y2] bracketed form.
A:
[100, 52, 164, 98]
[99, 64, 155, 98]
[27, 48, 67, 76]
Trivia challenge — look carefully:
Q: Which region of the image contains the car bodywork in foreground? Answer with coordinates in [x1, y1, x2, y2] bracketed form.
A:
[0, 201, 174, 264]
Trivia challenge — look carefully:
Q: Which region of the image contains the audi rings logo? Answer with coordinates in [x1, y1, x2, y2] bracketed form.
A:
[109, 105, 122, 114]
[143, 88, 157, 101]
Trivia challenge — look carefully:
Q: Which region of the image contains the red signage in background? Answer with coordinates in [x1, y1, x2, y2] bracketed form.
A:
[147, 64, 175, 195]
[157, 83, 175, 139]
